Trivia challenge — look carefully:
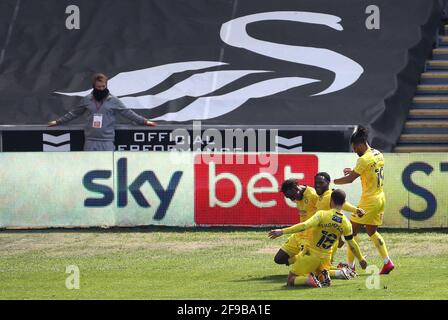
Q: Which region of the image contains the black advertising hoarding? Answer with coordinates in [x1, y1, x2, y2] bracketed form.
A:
[1, 130, 85, 152]
[115, 129, 349, 152]
[1, 128, 350, 152]
[0, 0, 441, 150]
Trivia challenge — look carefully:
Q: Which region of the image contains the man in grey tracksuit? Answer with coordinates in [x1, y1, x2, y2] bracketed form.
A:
[48, 73, 156, 151]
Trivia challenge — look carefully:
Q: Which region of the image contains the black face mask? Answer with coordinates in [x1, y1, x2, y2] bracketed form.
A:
[92, 88, 109, 101]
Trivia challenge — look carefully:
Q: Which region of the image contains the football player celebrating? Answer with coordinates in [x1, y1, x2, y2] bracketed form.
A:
[333, 126, 394, 275]
[313, 172, 364, 270]
[276, 175, 363, 279]
[274, 179, 318, 266]
[269, 189, 367, 288]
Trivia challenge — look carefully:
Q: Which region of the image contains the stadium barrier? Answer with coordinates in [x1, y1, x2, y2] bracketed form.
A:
[0, 152, 446, 229]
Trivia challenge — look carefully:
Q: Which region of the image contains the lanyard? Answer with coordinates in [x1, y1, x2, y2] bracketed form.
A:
[94, 100, 104, 112]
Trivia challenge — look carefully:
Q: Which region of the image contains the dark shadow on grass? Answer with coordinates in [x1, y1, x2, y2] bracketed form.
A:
[232, 279, 318, 291]
[264, 284, 321, 291]
[234, 274, 286, 283]
[1, 226, 447, 234]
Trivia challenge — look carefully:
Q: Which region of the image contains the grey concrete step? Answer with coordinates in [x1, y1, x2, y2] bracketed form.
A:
[395, 144, 448, 152]
[408, 108, 448, 119]
[431, 49, 448, 60]
[427, 58, 448, 67]
[420, 72, 448, 84]
[399, 133, 448, 143]
[417, 84, 448, 94]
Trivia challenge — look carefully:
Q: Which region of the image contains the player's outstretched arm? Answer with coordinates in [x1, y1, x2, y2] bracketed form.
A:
[268, 214, 321, 240]
[268, 223, 304, 239]
[342, 201, 365, 217]
[268, 229, 283, 239]
[342, 201, 357, 214]
[51, 104, 87, 126]
[333, 170, 360, 185]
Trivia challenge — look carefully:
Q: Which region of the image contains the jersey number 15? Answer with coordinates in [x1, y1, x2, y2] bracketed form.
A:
[375, 167, 384, 188]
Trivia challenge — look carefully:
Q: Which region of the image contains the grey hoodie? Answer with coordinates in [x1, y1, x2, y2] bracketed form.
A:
[56, 93, 147, 141]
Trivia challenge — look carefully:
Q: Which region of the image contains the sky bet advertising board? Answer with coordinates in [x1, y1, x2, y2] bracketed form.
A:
[0, 152, 446, 228]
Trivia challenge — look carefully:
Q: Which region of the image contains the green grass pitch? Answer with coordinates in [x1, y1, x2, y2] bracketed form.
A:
[0, 228, 447, 299]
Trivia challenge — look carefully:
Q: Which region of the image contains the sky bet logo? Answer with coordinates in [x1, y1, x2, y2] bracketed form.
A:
[195, 154, 318, 225]
[83, 158, 182, 220]
[400, 161, 448, 221]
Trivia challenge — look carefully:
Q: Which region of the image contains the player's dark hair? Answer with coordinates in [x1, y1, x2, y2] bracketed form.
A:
[350, 126, 369, 145]
[281, 179, 298, 193]
[315, 172, 331, 183]
[331, 189, 346, 206]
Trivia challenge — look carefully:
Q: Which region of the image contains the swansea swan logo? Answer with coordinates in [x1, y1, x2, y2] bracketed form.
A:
[55, 11, 364, 122]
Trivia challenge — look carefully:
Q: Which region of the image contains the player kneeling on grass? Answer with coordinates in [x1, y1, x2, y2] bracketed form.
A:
[274, 180, 317, 266]
[275, 178, 359, 280]
[312, 172, 364, 278]
[269, 189, 367, 288]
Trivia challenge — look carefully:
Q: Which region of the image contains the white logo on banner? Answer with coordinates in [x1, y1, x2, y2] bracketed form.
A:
[55, 11, 364, 121]
[43, 133, 71, 152]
